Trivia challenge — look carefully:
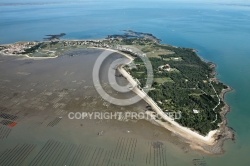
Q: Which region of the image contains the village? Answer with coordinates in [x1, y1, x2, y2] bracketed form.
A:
[0, 38, 148, 59]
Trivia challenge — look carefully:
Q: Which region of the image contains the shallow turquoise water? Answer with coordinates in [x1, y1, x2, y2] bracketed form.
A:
[1, 1, 250, 165]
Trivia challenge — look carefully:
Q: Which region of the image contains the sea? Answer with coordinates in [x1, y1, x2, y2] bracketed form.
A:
[1, 0, 250, 165]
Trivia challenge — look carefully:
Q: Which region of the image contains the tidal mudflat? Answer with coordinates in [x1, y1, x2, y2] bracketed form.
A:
[0, 49, 204, 166]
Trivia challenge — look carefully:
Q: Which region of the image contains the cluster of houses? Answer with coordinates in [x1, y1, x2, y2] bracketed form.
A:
[0, 38, 147, 59]
[0, 42, 37, 55]
[62, 40, 111, 48]
[158, 64, 171, 72]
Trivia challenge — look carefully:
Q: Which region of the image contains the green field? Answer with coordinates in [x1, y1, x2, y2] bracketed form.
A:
[154, 77, 174, 84]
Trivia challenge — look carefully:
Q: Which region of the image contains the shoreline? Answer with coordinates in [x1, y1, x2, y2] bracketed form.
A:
[0, 40, 234, 154]
[98, 47, 233, 154]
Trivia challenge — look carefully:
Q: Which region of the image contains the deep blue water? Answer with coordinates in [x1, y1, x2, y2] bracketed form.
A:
[1, 1, 250, 165]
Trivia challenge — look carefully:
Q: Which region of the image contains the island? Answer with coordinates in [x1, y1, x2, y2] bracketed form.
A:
[0, 30, 234, 154]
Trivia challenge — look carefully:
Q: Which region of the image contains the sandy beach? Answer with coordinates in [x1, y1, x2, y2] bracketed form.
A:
[102, 48, 233, 154]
